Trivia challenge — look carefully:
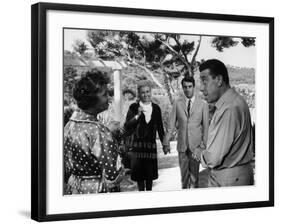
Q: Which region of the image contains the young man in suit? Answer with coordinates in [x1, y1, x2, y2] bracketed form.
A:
[163, 75, 209, 189]
[193, 59, 254, 187]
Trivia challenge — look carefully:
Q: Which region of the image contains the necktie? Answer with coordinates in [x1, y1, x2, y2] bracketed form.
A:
[209, 104, 217, 123]
[187, 99, 191, 117]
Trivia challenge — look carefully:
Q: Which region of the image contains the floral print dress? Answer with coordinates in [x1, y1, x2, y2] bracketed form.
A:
[64, 110, 124, 194]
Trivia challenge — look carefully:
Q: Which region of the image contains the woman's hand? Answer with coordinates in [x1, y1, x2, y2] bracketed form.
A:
[135, 106, 144, 120]
[162, 144, 171, 155]
[108, 121, 121, 133]
[137, 106, 144, 116]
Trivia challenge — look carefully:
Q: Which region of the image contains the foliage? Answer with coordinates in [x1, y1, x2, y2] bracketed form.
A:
[84, 31, 255, 105]
[63, 66, 78, 106]
[73, 40, 88, 56]
[228, 66, 255, 85]
[233, 85, 255, 108]
[241, 37, 256, 47]
[211, 37, 238, 52]
[211, 37, 255, 52]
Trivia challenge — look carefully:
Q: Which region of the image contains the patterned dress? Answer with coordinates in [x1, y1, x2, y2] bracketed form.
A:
[64, 110, 124, 194]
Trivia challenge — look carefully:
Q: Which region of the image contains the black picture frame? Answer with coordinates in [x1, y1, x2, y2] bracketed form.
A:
[31, 2, 274, 222]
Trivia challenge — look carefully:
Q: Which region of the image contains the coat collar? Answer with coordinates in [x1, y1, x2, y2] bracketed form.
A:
[215, 88, 236, 111]
[70, 110, 98, 123]
[179, 94, 199, 117]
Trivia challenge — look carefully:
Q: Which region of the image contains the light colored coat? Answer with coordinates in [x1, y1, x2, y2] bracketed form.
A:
[163, 95, 209, 153]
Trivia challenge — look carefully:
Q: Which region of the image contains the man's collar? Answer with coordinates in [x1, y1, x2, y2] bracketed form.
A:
[215, 88, 234, 110]
[190, 95, 195, 103]
[184, 95, 195, 104]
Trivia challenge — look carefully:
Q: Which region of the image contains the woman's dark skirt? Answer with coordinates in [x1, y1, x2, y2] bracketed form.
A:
[129, 140, 158, 181]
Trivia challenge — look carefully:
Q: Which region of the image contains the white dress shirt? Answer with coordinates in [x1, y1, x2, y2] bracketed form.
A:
[185, 95, 195, 112]
[139, 101, 152, 123]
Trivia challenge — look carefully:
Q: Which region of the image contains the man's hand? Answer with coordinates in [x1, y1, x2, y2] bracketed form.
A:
[192, 148, 203, 162]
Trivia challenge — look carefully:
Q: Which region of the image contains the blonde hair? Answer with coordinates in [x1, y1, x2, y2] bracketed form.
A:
[137, 80, 152, 95]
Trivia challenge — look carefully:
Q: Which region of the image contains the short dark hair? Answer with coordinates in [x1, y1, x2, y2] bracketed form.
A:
[199, 59, 229, 85]
[73, 69, 110, 110]
[181, 76, 195, 87]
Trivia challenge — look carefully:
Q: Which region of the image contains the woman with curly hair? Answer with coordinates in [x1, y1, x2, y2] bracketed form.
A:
[64, 69, 124, 194]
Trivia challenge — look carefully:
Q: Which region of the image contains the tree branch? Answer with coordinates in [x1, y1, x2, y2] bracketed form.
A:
[191, 36, 202, 66]
[174, 62, 184, 76]
[134, 63, 163, 89]
[124, 49, 163, 88]
[99, 41, 122, 56]
[155, 37, 189, 68]
[173, 36, 194, 71]
[172, 36, 190, 66]
[137, 42, 146, 64]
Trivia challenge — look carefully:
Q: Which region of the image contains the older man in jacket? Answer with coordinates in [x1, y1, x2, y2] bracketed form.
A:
[193, 59, 254, 187]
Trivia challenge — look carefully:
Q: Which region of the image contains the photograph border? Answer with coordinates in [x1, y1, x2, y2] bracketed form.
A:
[31, 2, 274, 222]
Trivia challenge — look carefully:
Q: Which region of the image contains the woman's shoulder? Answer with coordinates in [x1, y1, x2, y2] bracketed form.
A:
[152, 102, 161, 111]
[83, 122, 100, 134]
[129, 102, 139, 110]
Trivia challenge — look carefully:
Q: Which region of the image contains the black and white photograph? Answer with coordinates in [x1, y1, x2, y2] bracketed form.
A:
[63, 29, 256, 194]
[30, 2, 274, 221]
[1, 0, 280, 223]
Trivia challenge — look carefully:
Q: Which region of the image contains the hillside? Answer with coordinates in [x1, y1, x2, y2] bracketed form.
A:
[227, 65, 255, 85]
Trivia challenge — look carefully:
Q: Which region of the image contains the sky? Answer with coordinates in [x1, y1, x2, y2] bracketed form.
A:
[64, 29, 256, 68]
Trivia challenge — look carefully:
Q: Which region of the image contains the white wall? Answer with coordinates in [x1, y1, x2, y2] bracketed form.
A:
[0, 0, 279, 223]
